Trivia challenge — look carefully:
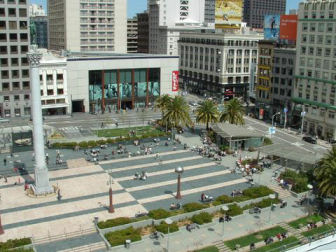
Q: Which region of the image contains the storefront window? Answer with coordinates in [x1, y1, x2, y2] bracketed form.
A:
[134, 69, 147, 97]
[89, 70, 102, 102]
[148, 68, 160, 97]
[104, 70, 117, 99]
[119, 70, 132, 98]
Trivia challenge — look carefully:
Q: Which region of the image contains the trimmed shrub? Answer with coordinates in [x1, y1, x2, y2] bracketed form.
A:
[191, 212, 213, 225]
[280, 169, 309, 193]
[263, 137, 273, 146]
[225, 204, 243, 217]
[97, 217, 132, 229]
[148, 208, 170, 220]
[183, 202, 208, 212]
[87, 140, 97, 147]
[104, 227, 141, 247]
[106, 138, 115, 144]
[78, 141, 88, 148]
[96, 139, 107, 145]
[0, 238, 31, 250]
[214, 195, 233, 205]
[155, 221, 179, 234]
[242, 186, 274, 199]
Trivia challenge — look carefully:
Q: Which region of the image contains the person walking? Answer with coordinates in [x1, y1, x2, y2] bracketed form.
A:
[3, 158, 6, 166]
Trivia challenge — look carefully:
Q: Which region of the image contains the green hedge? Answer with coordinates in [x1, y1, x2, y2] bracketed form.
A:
[0, 238, 31, 250]
[242, 198, 281, 211]
[155, 221, 179, 234]
[302, 224, 336, 238]
[191, 212, 213, 225]
[104, 227, 141, 247]
[195, 246, 219, 252]
[183, 202, 208, 213]
[97, 217, 132, 229]
[225, 204, 243, 217]
[263, 137, 273, 146]
[280, 169, 309, 193]
[148, 208, 171, 220]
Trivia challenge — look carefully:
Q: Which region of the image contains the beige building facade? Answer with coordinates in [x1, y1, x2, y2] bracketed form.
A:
[48, 0, 127, 53]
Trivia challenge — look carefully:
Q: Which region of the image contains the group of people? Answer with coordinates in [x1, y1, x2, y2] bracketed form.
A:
[134, 171, 148, 180]
[231, 189, 243, 197]
[307, 222, 318, 230]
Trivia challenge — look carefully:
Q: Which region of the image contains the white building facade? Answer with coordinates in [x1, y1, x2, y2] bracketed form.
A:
[39, 50, 70, 115]
[293, 0, 336, 141]
[179, 31, 262, 100]
[48, 0, 127, 53]
[148, 0, 213, 55]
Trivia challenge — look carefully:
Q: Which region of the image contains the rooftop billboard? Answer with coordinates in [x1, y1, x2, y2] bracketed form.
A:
[215, 0, 242, 29]
[264, 15, 280, 40]
[280, 15, 298, 41]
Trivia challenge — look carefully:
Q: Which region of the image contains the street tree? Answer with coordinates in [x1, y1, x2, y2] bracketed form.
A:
[195, 100, 219, 130]
[314, 146, 336, 211]
[163, 96, 192, 129]
[155, 94, 172, 118]
[220, 98, 245, 125]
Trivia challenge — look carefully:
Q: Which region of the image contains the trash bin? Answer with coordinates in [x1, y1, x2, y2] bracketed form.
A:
[125, 239, 131, 248]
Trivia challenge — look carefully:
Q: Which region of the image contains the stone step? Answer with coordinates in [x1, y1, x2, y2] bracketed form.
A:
[268, 184, 291, 199]
[213, 240, 231, 252]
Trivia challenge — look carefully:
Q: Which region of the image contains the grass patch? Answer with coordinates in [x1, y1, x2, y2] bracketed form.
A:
[195, 246, 219, 252]
[224, 226, 287, 250]
[302, 224, 336, 238]
[253, 236, 299, 252]
[0, 238, 31, 251]
[288, 214, 324, 229]
[96, 126, 162, 138]
[104, 227, 141, 247]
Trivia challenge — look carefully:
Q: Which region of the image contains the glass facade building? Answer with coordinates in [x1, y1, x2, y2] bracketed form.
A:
[89, 68, 160, 113]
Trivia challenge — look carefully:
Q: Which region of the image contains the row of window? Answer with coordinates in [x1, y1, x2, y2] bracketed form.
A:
[0, 57, 28, 67]
[302, 22, 334, 33]
[0, 7, 27, 17]
[300, 46, 335, 58]
[0, 0, 27, 4]
[2, 107, 30, 118]
[1, 69, 29, 79]
[0, 45, 28, 54]
[3, 94, 29, 101]
[1, 81, 29, 90]
[301, 34, 335, 46]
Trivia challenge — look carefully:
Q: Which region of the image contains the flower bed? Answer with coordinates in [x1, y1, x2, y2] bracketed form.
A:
[0, 238, 32, 251]
[104, 227, 141, 247]
[224, 226, 287, 250]
[288, 214, 324, 229]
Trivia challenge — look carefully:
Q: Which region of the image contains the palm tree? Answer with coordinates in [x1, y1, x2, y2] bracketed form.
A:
[196, 100, 219, 130]
[314, 146, 336, 211]
[163, 96, 192, 129]
[155, 94, 172, 117]
[220, 98, 245, 125]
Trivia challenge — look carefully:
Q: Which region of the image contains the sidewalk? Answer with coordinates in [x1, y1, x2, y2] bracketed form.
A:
[111, 196, 307, 252]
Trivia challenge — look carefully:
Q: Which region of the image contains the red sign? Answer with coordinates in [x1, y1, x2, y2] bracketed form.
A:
[280, 15, 298, 41]
[172, 71, 179, 92]
[259, 109, 264, 120]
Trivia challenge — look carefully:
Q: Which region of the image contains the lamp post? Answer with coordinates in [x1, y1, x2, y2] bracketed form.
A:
[175, 166, 184, 199]
[108, 171, 114, 213]
[165, 217, 173, 252]
[268, 193, 276, 222]
[221, 205, 229, 239]
[307, 184, 313, 215]
[301, 110, 306, 135]
[0, 213, 4, 235]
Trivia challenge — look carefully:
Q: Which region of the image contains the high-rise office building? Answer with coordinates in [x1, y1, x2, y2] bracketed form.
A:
[148, 0, 213, 55]
[243, 0, 286, 29]
[204, 0, 215, 24]
[48, 0, 127, 53]
[293, 0, 336, 141]
[137, 12, 149, 53]
[0, 0, 31, 118]
[127, 17, 138, 53]
[30, 16, 48, 49]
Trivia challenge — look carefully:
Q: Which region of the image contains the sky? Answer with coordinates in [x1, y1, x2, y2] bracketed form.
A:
[30, 0, 302, 18]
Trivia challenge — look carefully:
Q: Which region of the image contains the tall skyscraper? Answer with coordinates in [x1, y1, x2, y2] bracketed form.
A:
[243, 0, 286, 29]
[30, 4, 48, 49]
[127, 17, 138, 53]
[293, 0, 336, 141]
[0, 0, 31, 118]
[204, 0, 215, 24]
[48, 0, 127, 53]
[137, 11, 149, 53]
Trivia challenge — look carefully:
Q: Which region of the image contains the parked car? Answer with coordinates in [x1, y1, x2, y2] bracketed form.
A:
[302, 136, 317, 144]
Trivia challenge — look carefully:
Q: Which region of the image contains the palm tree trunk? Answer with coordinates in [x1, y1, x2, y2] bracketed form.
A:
[206, 121, 209, 130]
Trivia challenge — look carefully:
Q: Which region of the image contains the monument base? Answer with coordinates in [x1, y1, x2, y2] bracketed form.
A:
[34, 168, 54, 195]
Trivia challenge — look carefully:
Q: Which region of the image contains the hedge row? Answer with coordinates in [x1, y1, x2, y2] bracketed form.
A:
[104, 227, 141, 247]
[280, 169, 309, 193]
[213, 186, 274, 206]
[242, 198, 281, 211]
[51, 132, 170, 149]
[155, 221, 179, 234]
[191, 212, 213, 225]
[0, 238, 31, 250]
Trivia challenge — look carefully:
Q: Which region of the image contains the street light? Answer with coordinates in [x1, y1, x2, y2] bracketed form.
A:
[175, 166, 184, 199]
[107, 171, 114, 213]
[165, 217, 173, 252]
[271, 112, 281, 128]
[307, 184, 313, 215]
[221, 205, 229, 239]
[268, 193, 276, 222]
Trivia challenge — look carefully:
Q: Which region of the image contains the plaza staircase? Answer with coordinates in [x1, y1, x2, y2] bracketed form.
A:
[213, 240, 231, 252]
[58, 241, 107, 252]
[267, 183, 292, 199]
[278, 222, 305, 243]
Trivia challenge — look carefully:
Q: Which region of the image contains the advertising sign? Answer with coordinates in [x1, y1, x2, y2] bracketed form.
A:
[264, 15, 280, 40]
[215, 0, 242, 29]
[280, 15, 298, 41]
[172, 71, 179, 92]
[259, 108, 264, 120]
